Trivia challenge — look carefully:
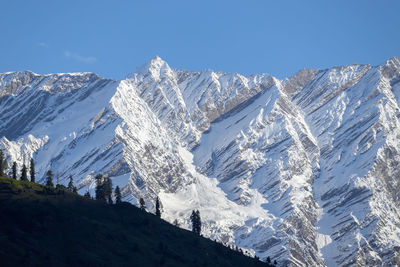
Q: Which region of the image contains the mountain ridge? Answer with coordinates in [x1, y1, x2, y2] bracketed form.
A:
[1, 57, 400, 266]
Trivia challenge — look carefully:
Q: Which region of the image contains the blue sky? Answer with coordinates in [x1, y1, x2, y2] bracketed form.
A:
[0, 0, 399, 79]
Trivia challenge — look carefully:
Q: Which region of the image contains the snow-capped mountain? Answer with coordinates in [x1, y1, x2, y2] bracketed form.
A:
[1, 56, 400, 266]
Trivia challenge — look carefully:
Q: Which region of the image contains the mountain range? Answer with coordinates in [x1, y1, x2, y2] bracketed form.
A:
[1, 56, 400, 266]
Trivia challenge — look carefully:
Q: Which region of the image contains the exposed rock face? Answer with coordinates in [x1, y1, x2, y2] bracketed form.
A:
[1, 56, 400, 266]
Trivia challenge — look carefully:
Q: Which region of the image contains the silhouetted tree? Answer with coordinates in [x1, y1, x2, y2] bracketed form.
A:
[173, 219, 180, 227]
[266, 256, 271, 264]
[21, 164, 28, 181]
[104, 177, 113, 204]
[46, 170, 54, 187]
[0, 151, 8, 177]
[155, 196, 161, 217]
[0, 150, 5, 177]
[190, 210, 196, 233]
[274, 259, 277, 265]
[84, 191, 91, 199]
[3, 158, 7, 177]
[68, 175, 74, 191]
[115, 186, 122, 204]
[12, 162, 17, 179]
[139, 198, 146, 211]
[30, 158, 35, 182]
[196, 210, 201, 234]
[190, 210, 201, 235]
[0, 150, 8, 177]
[95, 174, 106, 202]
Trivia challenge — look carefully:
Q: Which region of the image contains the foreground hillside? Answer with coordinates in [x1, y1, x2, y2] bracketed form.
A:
[0, 177, 270, 267]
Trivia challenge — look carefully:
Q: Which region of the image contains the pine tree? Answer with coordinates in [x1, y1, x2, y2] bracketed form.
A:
[68, 175, 74, 191]
[155, 196, 161, 217]
[190, 211, 194, 231]
[195, 210, 201, 234]
[139, 197, 146, 211]
[190, 210, 201, 235]
[273, 259, 277, 265]
[46, 170, 54, 187]
[30, 158, 35, 182]
[21, 164, 28, 181]
[103, 177, 113, 204]
[266, 256, 271, 264]
[0, 150, 5, 177]
[12, 162, 17, 179]
[95, 174, 106, 202]
[84, 191, 91, 199]
[2, 159, 7, 177]
[190, 210, 197, 234]
[115, 186, 122, 204]
[173, 219, 180, 227]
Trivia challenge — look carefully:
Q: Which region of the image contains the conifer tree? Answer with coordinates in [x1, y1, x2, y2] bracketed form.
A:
[190, 210, 201, 235]
[95, 174, 106, 202]
[139, 197, 146, 211]
[12, 162, 17, 179]
[68, 175, 74, 191]
[155, 196, 161, 217]
[190, 210, 196, 233]
[105, 177, 113, 204]
[46, 170, 54, 187]
[84, 191, 91, 199]
[0, 150, 5, 177]
[30, 158, 35, 182]
[115, 186, 122, 204]
[266, 256, 271, 264]
[21, 164, 28, 181]
[273, 259, 277, 265]
[3, 160, 8, 177]
[173, 219, 180, 227]
[195, 210, 201, 234]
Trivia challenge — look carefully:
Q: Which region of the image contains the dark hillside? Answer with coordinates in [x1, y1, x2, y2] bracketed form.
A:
[0, 177, 271, 267]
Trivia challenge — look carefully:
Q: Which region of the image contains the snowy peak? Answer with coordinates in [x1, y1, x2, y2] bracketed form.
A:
[384, 56, 400, 66]
[381, 56, 400, 81]
[129, 56, 174, 82]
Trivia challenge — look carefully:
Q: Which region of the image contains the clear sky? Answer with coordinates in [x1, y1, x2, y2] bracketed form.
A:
[0, 0, 399, 79]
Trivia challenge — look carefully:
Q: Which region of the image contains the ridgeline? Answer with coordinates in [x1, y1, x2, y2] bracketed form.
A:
[0, 177, 272, 267]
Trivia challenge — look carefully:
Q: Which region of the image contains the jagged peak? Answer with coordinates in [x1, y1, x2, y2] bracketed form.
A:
[128, 56, 174, 81]
[381, 56, 400, 81]
[384, 56, 400, 66]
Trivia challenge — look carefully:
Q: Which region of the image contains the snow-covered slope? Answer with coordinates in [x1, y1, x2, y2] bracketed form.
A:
[1, 56, 400, 266]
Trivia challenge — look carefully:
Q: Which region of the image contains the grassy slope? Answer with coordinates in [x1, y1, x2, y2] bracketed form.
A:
[0, 177, 271, 267]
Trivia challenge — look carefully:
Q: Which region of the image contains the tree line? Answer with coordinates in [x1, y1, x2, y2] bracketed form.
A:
[1, 150, 202, 235]
[0, 149, 276, 265]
